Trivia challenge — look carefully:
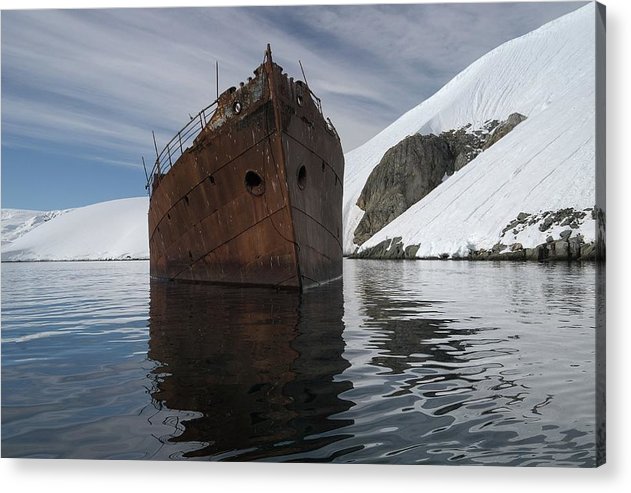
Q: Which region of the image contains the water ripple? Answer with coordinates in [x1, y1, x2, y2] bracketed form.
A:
[1, 259, 598, 465]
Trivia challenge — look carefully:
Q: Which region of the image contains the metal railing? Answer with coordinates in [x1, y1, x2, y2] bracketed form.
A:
[144, 99, 219, 194]
[143, 58, 330, 195]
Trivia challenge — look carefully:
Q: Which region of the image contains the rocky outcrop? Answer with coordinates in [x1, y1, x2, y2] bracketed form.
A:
[351, 237, 420, 260]
[594, 206, 606, 261]
[482, 112, 527, 150]
[468, 234, 596, 262]
[354, 234, 597, 262]
[470, 207, 597, 261]
[353, 113, 527, 246]
[353, 206, 599, 262]
[353, 134, 453, 245]
[498, 207, 591, 240]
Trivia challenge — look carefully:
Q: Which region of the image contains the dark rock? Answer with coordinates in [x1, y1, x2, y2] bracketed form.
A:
[492, 242, 507, 253]
[524, 248, 537, 260]
[353, 133, 455, 245]
[353, 237, 420, 260]
[387, 240, 405, 259]
[553, 240, 569, 259]
[546, 235, 554, 243]
[463, 236, 595, 263]
[570, 221, 579, 229]
[353, 113, 529, 247]
[501, 249, 526, 260]
[569, 236, 582, 259]
[470, 249, 490, 260]
[517, 212, 530, 221]
[580, 242, 596, 260]
[539, 216, 554, 232]
[352, 238, 393, 259]
[453, 153, 470, 172]
[525, 246, 545, 261]
[482, 113, 527, 150]
[560, 229, 572, 240]
[501, 219, 520, 235]
[510, 243, 523, 251]
[404, 244, 420, 259]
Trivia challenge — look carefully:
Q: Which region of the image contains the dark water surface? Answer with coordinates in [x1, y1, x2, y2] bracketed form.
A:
[1, 260, 599, 465]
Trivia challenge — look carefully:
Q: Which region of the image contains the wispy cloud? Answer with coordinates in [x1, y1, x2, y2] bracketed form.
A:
[2, 1, 586, 166]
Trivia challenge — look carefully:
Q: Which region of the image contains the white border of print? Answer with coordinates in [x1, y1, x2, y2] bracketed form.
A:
[1, 1, 629, 493]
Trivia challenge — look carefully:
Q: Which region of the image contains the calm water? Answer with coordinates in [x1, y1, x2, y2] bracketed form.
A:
[1, 259, 600, 465]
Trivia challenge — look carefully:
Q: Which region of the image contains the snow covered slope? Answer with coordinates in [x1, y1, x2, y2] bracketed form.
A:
[1, 208, 68, 246]
[1, 198, 149, 261]
[343, 3, 596, 256]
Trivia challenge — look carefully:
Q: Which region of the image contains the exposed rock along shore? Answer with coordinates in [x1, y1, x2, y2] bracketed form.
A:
[351, 206, 605, 262]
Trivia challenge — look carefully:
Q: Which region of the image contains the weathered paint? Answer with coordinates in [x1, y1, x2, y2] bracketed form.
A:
[148, 47, 344, 290]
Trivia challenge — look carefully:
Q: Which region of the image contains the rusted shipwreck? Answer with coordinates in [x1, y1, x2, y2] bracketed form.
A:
[146, 45, 344, 289]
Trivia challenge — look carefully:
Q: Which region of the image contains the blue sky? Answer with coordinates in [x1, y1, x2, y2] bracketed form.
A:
[1, 1, 586, 210]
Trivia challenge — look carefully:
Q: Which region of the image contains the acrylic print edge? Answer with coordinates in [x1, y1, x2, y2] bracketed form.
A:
[595, 0, 606, 468]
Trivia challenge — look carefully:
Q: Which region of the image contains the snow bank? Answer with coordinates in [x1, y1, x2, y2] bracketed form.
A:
[344, 3, 596, 255]
[1, 208, 68, 246]
[1, 197, 149, 261]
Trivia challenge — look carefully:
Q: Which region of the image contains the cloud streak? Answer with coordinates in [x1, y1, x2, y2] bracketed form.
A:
[2, 1, 586, 170]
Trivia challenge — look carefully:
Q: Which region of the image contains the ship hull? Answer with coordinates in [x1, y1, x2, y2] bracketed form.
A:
[148, 55, 343, 290]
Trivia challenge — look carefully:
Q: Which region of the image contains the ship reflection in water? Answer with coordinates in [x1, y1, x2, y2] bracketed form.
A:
[147, 280, 354, 461]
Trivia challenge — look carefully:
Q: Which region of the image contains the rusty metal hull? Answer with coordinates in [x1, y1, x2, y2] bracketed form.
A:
[148, 52, 344, 290]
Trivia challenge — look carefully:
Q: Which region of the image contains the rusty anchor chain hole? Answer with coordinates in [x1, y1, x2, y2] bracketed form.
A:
[245, 170, 265, 196]
[297, 165, 307, 190]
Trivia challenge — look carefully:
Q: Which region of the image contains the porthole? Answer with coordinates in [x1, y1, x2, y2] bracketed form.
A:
[208, 175, 215, 184]
[245, 170, 265, 196]
[233, 101, 242, 114]
[297, 165, 307, 190]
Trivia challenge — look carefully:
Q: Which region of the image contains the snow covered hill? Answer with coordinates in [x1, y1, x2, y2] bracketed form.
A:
[1, 208, 69, 246]
[1, 198, 149, 261]
[343, 3, 598, 257]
